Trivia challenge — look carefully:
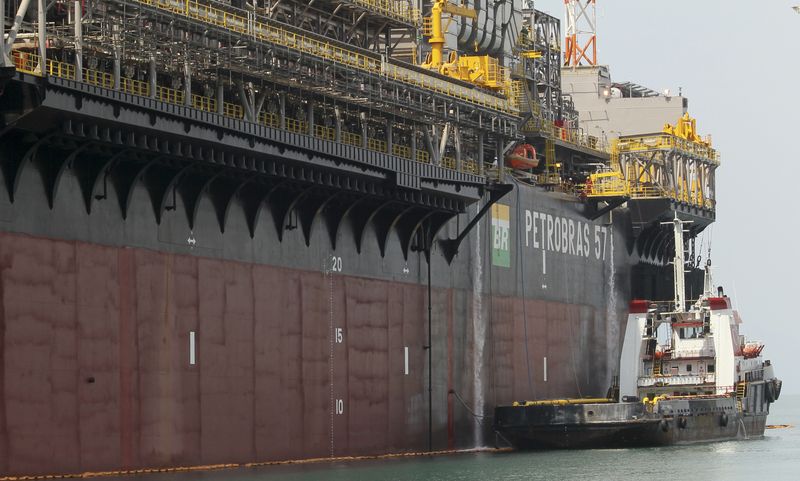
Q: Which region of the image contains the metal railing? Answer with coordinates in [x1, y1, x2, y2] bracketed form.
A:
[523, 116, 609, 154]
[224, 102, 244, 119]
[617, 133, 720, 162]
[341, 131, 363, 147]
[638, 374, 716, 387]
[348, 0, 420, 25]
[84, 69, 114, 89]
[284, 118, 308, 134]
[9, 50, 484, 177]
[367, 138, 387, 153]
[121, 77, 150, 96]
[192, 94, 216, 112]
[314, 125, 336, 141]
[441, 156, 456, 170]
[156, 85, 185, 105]
[392, 144, 411, 158]
[463, 159, 480, 175]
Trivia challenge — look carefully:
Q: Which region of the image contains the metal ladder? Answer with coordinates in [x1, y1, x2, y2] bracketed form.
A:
[736, 382, 747, 412]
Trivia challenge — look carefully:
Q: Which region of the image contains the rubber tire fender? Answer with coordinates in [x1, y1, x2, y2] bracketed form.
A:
[660, 419, 669, 432]
[678, 417, 688, 429]
[720, 413, 729, 427]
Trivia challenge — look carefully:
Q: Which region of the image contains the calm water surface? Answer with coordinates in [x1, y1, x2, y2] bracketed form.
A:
[116, 394, 800, 481]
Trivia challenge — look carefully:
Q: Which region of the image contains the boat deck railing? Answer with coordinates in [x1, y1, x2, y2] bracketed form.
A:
[638, 374, 716, 387]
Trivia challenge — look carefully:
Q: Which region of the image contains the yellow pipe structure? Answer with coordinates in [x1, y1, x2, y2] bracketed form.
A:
[512, 398, 612, 407]
[428, 1, 445, 68]
[426, 0, 477, 69]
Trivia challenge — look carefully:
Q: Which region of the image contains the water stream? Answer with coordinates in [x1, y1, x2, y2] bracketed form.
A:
[605, 216, 618, 386]
[471, 203, 485, 447]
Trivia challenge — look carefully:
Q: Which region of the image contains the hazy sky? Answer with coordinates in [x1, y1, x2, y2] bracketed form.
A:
[534, 0, 800, 394]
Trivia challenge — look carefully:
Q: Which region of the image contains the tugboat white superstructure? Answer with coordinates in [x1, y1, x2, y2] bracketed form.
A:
[494, 216, 782, 448]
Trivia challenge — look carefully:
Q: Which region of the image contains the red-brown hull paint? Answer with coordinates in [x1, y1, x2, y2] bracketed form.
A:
[0, 231, 602, 476]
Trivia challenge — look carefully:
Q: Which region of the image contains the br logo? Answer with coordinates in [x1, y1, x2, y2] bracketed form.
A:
[491, 204, 510, 268]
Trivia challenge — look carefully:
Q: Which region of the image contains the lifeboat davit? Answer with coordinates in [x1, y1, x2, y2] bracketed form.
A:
[506, 144, 539, 170]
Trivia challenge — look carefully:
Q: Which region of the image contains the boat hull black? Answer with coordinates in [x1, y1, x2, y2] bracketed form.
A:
[494, 399, 769, 449]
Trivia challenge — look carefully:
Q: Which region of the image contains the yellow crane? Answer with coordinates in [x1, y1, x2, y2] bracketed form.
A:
[423, 0, 477, 69]
[420, 0, 506, 91]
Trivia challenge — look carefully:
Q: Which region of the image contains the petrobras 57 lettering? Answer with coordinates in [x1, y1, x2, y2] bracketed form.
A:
[524, 210, 608, 261]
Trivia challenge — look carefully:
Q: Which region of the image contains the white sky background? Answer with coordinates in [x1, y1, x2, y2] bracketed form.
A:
[534, 0, 800, 394]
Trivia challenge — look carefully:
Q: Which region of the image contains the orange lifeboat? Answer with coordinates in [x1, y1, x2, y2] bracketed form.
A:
[742, 342, 764, 359]
[506, 144, 539, 170]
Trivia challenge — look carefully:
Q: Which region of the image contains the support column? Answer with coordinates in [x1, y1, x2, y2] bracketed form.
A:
[184, 60, 192, 107]
[386, 121, 393, 155]
[410, 127, 417, 162]
[424, 128, 438, 165]
[496, 136, 505, 182]
[74, 1, 82, 82]
[438, 123, 450, 167]
[453, 126, 462, 172]
[279, 92, 286, 130]
[477, 131, 484, 176]
[112, 53, 120, 89]
[254, 89, 267, 123]
[237, 82, 254, 121]
[334, 107, 342, 143]
[4, 0, 33, 57]
[0, 0, 9, 67]
[307, 101, 315, 136]
[360, 112, 367, 149]
[216, 81, 224, 114]
[149, 57, 157, 98]
[37, 0, 45, 75]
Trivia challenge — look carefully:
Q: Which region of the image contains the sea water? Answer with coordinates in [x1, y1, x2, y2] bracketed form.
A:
[103, 394, 800, 481]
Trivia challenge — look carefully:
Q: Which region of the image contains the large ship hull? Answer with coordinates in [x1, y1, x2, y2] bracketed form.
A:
[0, 136, 636, 475]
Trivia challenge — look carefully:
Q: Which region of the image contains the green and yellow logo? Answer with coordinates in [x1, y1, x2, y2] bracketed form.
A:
[491, 204, 510, 268]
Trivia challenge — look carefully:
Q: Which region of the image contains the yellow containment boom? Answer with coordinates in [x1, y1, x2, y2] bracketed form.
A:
[512, 398, 613, 407]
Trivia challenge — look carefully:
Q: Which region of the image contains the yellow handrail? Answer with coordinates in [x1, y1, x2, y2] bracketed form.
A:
[314, 125, 336, 141]
[224, 102, 244, 119]
[121, 77, 150, 96]
[392, 144, 411, 159]
[156, 85, 185, 105]
[367, 138, 388, 153]
[192, 94, 216, 112]
[84, 69, 114, 89]
[285, 118, 308, 134]
[617, 133, 719, 162]
[349, 0, 420, 25]
[341, 131, 363, 147]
